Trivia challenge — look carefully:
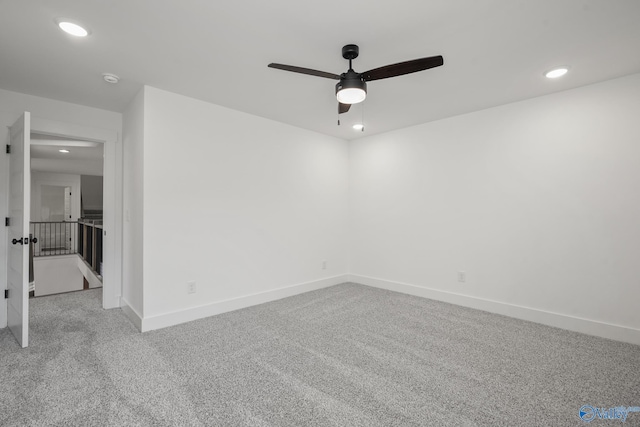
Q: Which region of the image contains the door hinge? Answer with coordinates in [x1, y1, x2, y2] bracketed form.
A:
[5, 145, 10, 154]
[5, 217, 9, 227]
[4, 289, 8, 299]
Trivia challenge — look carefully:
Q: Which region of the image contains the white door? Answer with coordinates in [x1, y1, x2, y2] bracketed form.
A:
[7, 112, 30, 348]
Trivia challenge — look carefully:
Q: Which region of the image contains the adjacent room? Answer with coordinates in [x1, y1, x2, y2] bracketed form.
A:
[1, 1, 639, 425]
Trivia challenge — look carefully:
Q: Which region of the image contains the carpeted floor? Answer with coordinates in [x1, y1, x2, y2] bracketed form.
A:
[0, 283, 639, 426]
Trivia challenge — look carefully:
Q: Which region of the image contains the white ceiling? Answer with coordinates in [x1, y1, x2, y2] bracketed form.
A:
[1, 0, 640, 141]
[31, 143, 103, 162]
[30, 134, 104, 175]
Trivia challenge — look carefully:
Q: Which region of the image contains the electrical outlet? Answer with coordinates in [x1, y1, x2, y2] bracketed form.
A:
[458, 271, 466, 283]
[187, 281, 196, 294]
[322, 260, 327, 270]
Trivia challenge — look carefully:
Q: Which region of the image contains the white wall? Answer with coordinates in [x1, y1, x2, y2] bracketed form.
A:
[33, 255, 83, 296]
[122, 89, 145, 324]
[81, 175, 104, 211]
[31, 172, 81, 221]
[31, 158, 103, 176]
[0, 88, 122, 328]
[349, 73, 640, 344]
[0, 89, 122, 130]
[131, 86, 349, 330]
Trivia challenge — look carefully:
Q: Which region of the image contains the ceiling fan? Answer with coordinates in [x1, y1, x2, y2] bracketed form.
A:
[268, 44, 443, 115]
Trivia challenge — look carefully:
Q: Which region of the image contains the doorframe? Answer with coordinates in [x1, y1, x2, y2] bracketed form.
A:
[30, 116, 122, 309]
[1, 127, 7, 329]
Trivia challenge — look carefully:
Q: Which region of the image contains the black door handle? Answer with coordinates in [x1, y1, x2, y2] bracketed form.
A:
[30, 237, 38, 243]
[12, 238, 24, 245]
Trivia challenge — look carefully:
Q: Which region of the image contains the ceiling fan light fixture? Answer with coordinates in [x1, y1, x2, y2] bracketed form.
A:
[336, 78, 367, 104]
[337, 88, 366, 104]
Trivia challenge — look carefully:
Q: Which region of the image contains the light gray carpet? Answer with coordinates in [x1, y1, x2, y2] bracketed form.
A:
[1, 283, 639, 426]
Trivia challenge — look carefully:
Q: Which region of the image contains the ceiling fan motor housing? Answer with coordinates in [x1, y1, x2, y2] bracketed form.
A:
[336, 69, 367, 104]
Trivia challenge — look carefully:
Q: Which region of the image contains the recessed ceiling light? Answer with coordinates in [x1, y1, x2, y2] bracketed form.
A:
[352, 124, 364, 131]
[57, 20, 89, 37]
[103, 73, 120, 84]
[545, 67, 569, 79]
[59, 149, 70, 153]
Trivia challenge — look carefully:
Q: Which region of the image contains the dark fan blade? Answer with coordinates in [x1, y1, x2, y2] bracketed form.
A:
[361, 55, 443, 82]
[268, 63, 341, 80]
[338, 103, 351, 114]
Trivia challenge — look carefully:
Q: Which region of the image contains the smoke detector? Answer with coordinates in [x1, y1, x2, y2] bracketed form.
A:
[103, 73, 120, 84]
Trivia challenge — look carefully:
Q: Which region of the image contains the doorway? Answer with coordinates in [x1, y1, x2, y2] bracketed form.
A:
[3, 113, 122, 347]
[30, 135, 104, 297]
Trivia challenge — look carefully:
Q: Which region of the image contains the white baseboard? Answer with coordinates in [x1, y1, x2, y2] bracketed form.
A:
[350, 274, 640, 346]
[120, 298, 143, 331]
[141, 275, 350, 332]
